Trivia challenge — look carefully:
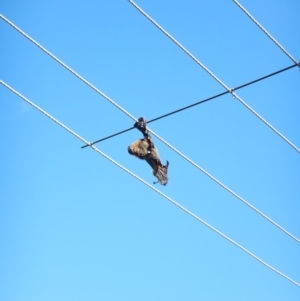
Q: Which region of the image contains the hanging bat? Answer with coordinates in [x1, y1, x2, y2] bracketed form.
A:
[128, 117, 169, 186]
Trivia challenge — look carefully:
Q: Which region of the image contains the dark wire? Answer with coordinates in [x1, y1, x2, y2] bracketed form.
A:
[81, 63, 298, 149]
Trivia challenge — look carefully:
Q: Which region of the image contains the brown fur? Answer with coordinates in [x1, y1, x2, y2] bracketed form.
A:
[128, 119, 169, 185]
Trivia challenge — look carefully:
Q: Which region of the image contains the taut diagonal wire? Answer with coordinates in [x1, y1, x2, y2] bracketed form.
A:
[81, 63, 297, 148]
[0, 14, 135, 122]
[127, 0, 300, 154]
[1, 79, 300, 288]
[1, 14, 299, 243]
[232, 0, 300, 67]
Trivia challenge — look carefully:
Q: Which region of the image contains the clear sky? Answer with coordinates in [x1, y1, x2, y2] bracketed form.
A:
[1, 0, 299, 300]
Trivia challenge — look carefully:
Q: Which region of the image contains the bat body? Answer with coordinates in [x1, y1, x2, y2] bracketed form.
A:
[128, 117, 169, 186]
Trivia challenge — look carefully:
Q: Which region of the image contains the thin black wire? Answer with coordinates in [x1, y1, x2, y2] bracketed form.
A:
[81, 63, 298, 148]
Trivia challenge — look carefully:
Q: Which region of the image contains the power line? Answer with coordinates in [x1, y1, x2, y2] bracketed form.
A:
[1, 14, 299, 243]
[127, 0, 300, 154]
[1, 79, 299, 288]
[0, 14, 136, 123]
[81, 63, 298, 148]
[232, 0, 300, 67]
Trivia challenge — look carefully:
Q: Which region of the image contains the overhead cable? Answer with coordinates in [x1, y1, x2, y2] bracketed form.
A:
[1, 14, 299, 243]
[127, 0, 300, 154]
[1, 79, 300, 288]
[0, 14, 135, 121]
[81, 63, 298, 148]
[232, 0, 300, 67]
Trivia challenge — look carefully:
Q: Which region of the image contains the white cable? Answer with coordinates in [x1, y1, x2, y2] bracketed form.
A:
[232, 0, 300, 67]
[1, 13, 299, 243]
[147, 128, 300, 244]
[0, 14, 136, 122]
[127, 0, 300, 154]
[1, 79, 299, 288]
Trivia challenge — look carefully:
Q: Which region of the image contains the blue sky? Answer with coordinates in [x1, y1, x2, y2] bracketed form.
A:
[1, 0, 299, 300]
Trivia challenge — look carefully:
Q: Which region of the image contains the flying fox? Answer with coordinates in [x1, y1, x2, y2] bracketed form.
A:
[128, 117, 169, 186]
